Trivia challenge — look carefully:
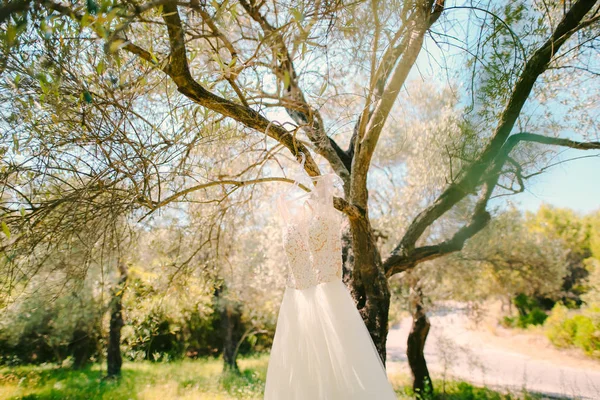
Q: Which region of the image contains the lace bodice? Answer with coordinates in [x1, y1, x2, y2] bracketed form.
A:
[278, 174, 343, 290]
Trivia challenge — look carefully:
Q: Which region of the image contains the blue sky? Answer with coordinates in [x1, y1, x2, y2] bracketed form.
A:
[266, 4, 600, 216]
[497, 148, 600, 214]
[414, 7, 600, 216]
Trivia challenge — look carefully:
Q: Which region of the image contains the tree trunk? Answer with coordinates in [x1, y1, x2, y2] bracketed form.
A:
[347, 216, 390, 364]
[214, 284, 243, 372]
[407, 284, 433, 398]
[106, 261, 128, 378]
[70, 329, 92, 369]
[341, 223, 359, 299]
[221, 299, 243, 372]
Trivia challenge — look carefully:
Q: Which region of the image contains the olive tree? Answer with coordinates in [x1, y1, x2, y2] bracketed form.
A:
[1, 2, 600, 385]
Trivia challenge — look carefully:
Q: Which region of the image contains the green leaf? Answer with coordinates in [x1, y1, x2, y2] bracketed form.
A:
[6, 24, 17, 45]
[212, 54, 225, 70]
[319, 81, 328, 96]
[87, 0, 99, 15]
[108, 40, 123, 53]
[19, 207, 25, 217]
[96, 24, 108, 39]
[106, 7, 120, 22]
[83, 91, 93, 103]
[291, 8, 303, 23]
[96, 60, 105, 75]
[80, 13, 91, 28]
[283, 70, 291, 88]
[2, 221, 10, 240]
[12, 133, 19, 153]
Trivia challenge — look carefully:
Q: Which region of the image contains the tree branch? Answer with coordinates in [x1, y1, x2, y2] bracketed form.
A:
[43, 0, 326, 182]
[391, 0, 598, 258]
[140, 177, 360, 220]
[157, 3, 325, 179]
[383, 131, 600, 275]
[36, 1, 377, 220]
[148, 177, 304, 211]
[238, 0, 349, 182]
[0, 0, 31, 24]
[351, 1, 445, 207]
[504, 132, 600, 152]
[384, 175, 493, 276]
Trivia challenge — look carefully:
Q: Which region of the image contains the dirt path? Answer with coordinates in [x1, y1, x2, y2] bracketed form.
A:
[386, 304, 600, 399]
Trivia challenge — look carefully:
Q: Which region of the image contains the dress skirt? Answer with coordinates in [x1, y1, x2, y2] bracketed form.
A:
[264, 280, 397, 399]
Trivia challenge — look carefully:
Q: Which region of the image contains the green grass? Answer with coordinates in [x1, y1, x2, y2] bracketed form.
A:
[0, 356, 267, 400]
[0, 356, 541, 400]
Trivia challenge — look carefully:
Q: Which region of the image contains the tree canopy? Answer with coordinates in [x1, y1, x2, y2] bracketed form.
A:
[1, 0, 600, 368]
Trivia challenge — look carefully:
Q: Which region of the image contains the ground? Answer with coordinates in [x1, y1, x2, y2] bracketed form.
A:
[386, 302, 600, 400]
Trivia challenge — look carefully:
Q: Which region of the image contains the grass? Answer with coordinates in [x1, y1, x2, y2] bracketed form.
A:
[0, 356, 541, 400]
[0, 356, 267, 400]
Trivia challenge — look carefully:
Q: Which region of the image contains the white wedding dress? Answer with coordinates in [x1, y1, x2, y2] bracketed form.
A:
[264, 174, 396, 399]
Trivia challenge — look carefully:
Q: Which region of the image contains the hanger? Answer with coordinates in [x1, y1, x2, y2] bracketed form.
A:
[279, 153, 340, 211]
[281, 152, 312, 200]
[276, 152, 308, 223]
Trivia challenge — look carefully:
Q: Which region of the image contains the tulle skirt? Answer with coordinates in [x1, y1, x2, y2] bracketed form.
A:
[264, 279, 397, 399]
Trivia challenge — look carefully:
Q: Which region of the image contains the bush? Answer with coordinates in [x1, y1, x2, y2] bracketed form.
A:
[544, 303, 572, 347]
[0, 289, 102, 366]
[572, 315, 598, 353]
[517, 307, 548, 328]
[502, 294, 549, 328]
[545, 303, 600, 357]
[121, 278, 274, 363]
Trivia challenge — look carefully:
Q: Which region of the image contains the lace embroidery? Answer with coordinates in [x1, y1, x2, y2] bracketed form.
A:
[282, 224, 316, 290]
[279, 175, 343, 290]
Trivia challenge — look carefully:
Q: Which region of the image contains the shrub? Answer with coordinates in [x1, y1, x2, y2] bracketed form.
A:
[0, 289, 102, 366]
[517, 307, 548, 328]
[545, 303, 600, 357]
[502, 294, 548, 328]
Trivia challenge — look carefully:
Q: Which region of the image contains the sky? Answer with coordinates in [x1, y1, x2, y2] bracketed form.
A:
[265, 4, 600, 217]
[414, 7, 600, 215]
[497, 148, 600, 214]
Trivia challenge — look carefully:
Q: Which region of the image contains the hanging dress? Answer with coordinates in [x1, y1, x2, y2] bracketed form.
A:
[264, 174, 396, 399]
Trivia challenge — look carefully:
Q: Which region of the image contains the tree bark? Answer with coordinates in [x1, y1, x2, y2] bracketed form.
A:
[221, 299, 243, 372]
[341, 224, 356, 292]
[214, 284, 243, 372]
[70, 328, 93, 369]
[407, 284, 433, 398]
[106, 261, 128, 378]
[347, 216, 390, 364]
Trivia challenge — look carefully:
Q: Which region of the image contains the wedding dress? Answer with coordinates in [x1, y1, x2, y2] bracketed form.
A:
[264, 174, 396, 399]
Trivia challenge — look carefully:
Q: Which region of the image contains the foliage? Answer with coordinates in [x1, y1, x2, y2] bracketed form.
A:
[0, 279, 103, 367]
[502, 294, 548, 328]
[527, 206, 598, 306]
[0, 212, 281, 366]
[583, 258, 600, 305]
[119, 212, 283, 363]
[0, 0, 597, 297]
[0, 0, 598, 390]
[412, 207, 568, 307]
[545, 303, 600, 358]
[120, 260, 275, 362]
[432, 381, 541, 400]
